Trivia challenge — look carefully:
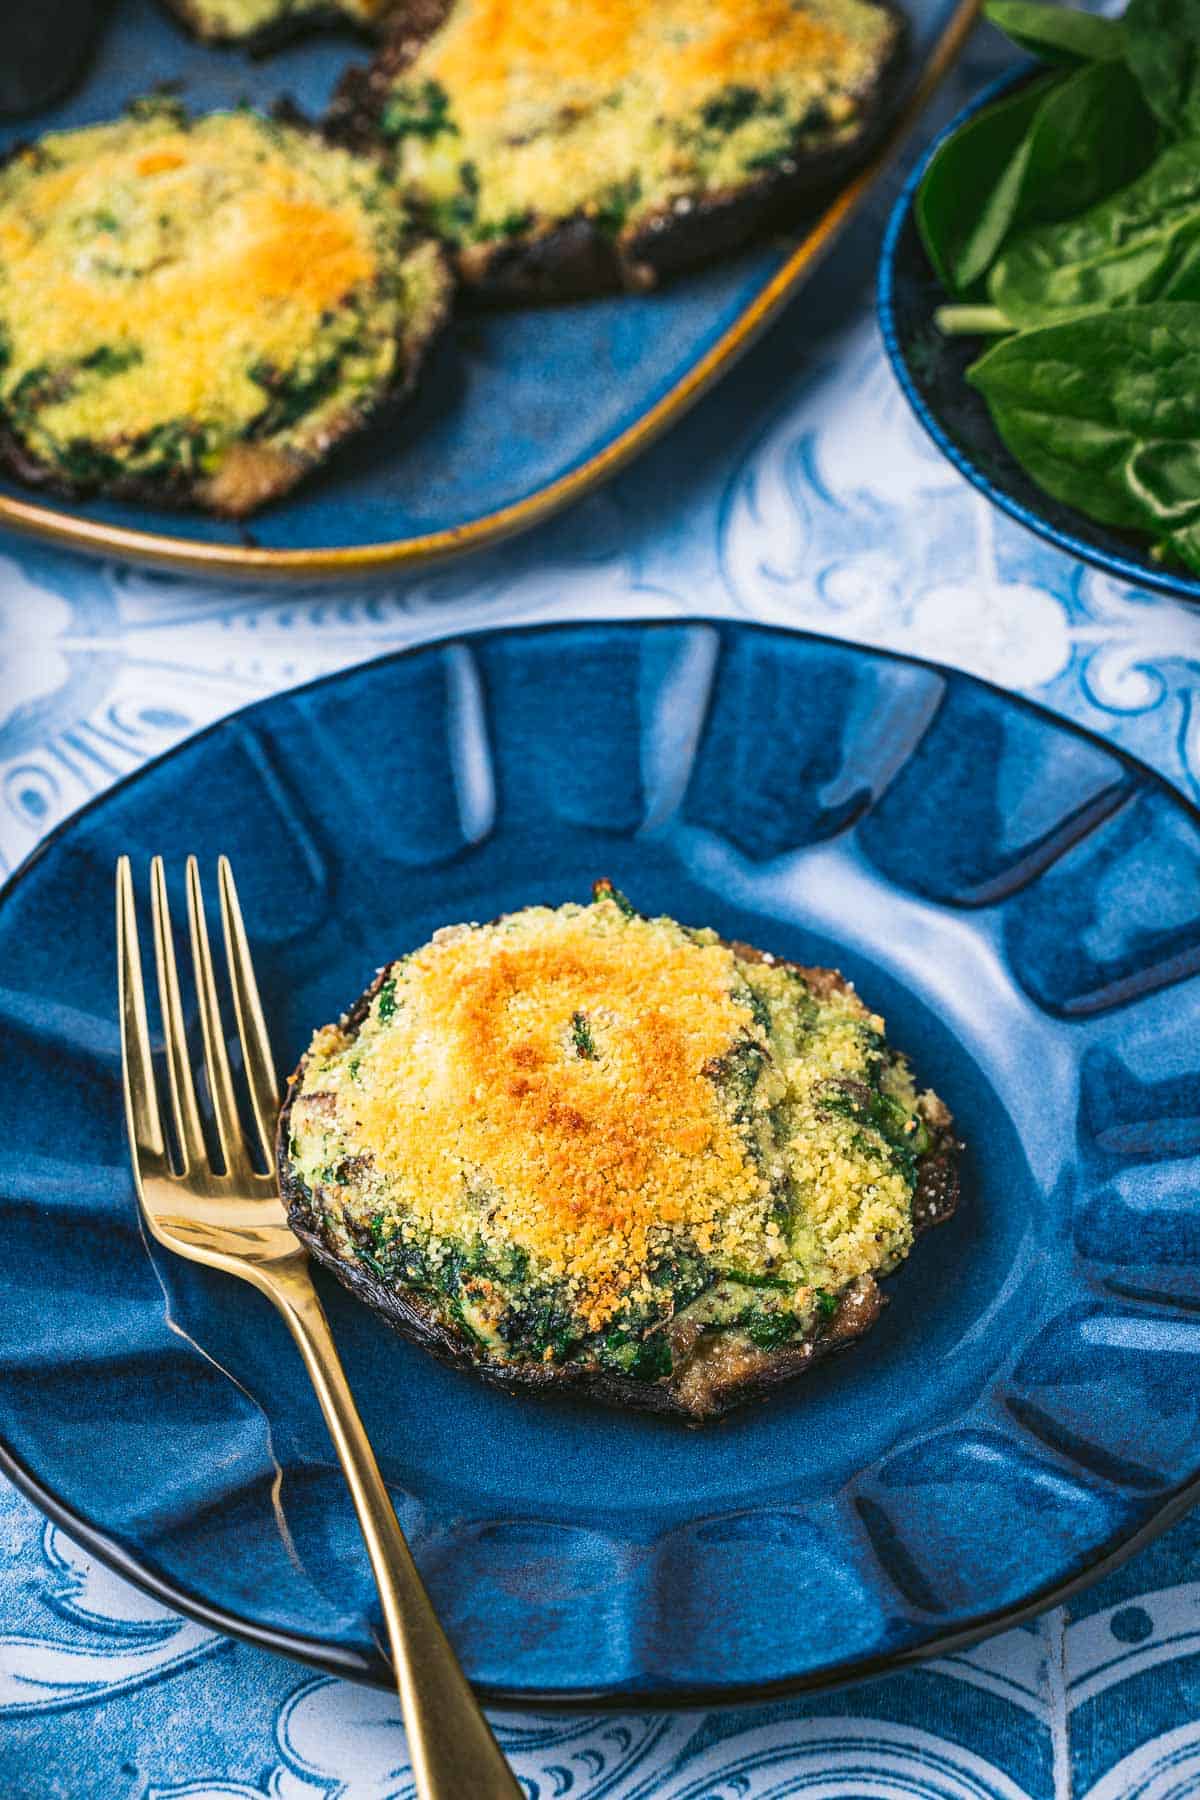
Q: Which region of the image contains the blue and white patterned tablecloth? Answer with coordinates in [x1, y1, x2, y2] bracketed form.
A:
[6, 24, 1200, 1799]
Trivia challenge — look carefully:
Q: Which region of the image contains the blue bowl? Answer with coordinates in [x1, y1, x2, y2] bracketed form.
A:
[877, 70, 1200, 607]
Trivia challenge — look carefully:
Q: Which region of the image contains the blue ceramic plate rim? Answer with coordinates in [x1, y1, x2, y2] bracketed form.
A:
[876, 67, 1200, 609]
[3, 616, 1200, 1708]
[4, 1416, 1200, 1708]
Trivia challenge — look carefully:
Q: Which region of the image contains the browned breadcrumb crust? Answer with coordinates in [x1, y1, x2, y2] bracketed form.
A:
[330, 0, 909, 301]
[277, 941, 960, 1422]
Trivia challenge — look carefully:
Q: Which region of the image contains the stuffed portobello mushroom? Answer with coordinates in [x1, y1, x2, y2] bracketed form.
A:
[0, 101, 452, 516]
[278, 882, 959, 1421]
[336, 0, 908, 299]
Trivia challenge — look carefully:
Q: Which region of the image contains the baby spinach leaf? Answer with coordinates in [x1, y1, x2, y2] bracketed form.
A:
[918, 62, 1152, 297]
[1019, 60, 1157, 222]
[985, 0, 1125, 64]
[1158, 225, 1200, 298]
[1126, 436, 1200, 520]
[991, 139, 1200, 327]
[1124, 0, 1200, 138]
[968, 303, 1200, 531]
[917, 75, 1053, 292]
[1159, 515, 1200, 571]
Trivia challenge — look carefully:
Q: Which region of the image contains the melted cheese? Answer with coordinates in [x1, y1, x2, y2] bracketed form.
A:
[290, 896, 931, 1347]
[384, 0, 900, 248]
[0, 108, 441, 503]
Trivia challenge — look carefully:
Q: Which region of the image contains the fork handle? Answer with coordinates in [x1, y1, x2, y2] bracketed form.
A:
[267, 1259, 523, 1799]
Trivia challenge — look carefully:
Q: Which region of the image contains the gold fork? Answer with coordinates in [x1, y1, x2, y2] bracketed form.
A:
[117, 854, 522, 1800]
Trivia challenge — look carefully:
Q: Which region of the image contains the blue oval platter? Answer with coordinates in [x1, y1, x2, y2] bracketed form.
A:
[877, 71, 1200, 609]
[3, 618, 1200, 1704]
[0, 0, 976, 578]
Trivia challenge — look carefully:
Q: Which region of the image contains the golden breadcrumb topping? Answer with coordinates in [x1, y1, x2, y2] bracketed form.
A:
[288, 893, 940, 1362]
[422, 0, 853, 110]
[306, 904, 761, 1328]
[378, 0, 900, 252]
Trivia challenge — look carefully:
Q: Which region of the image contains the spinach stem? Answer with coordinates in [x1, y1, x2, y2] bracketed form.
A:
[934, 303, 1013, 336]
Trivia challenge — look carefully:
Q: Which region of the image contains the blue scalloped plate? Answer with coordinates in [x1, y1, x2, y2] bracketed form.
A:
[4, 618, 1200, 1705]
[877, 70, 1200, 608]
[0, 0, 977, 579]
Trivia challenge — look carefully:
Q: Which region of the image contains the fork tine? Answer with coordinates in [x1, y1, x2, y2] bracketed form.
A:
[150, 856, 208, 1176]
[186, 856, 251, 1180]
[218, 856, 279, 1170]
[116, 857, 168, 1180]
